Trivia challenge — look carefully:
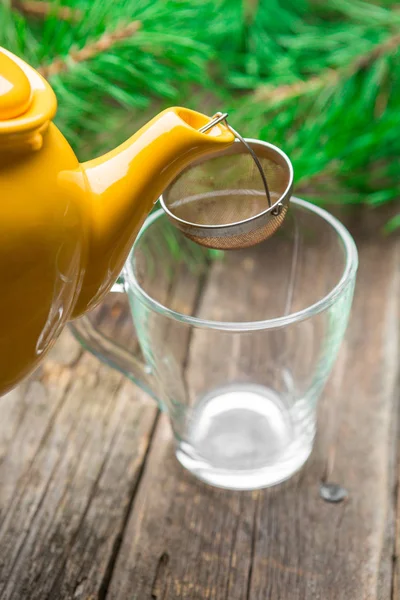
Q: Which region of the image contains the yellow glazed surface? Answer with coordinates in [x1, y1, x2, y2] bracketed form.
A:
[0, 52, 32, 119]
[0, 47, 234, 395]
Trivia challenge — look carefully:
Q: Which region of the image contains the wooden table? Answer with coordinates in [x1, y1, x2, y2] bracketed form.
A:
[0, 209, 399, 600]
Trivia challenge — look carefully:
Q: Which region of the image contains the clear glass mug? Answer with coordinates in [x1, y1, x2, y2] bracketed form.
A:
[71, 197, 358, 490]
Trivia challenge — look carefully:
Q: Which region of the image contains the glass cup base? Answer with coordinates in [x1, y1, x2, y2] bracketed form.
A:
[175, 383, 314, 490]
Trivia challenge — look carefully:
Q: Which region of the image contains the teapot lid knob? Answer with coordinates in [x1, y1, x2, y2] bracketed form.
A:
[0, 52, 32, 120]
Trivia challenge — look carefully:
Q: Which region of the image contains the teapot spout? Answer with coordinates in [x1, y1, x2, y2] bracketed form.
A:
[72, 107, 234, 316]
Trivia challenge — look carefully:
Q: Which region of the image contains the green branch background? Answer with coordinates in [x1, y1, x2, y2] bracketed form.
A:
[1, 0, 399, 229]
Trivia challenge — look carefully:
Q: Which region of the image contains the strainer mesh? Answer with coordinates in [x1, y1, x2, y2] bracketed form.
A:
[179, 204, 288, 249]
[162, 145, 291, 250]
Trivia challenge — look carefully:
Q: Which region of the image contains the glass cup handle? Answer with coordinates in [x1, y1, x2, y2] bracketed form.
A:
[69, 277, 157, 401]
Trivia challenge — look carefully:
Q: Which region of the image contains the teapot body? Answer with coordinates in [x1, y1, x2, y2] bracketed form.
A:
[0, 124, 87, 393]
[0, 46, 235, 396]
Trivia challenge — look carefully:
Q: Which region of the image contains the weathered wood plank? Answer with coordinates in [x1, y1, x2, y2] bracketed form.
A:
[395, 475, 400, 600]
[107, 223, 399, 599]
[0, 208, 398, 599]
[51, 256, 203, 600]
[0, 292, 159, 600]
[0, 246, 204, 599]
[394, 351, 400, 600]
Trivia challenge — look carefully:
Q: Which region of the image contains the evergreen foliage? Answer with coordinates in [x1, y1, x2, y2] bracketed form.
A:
[1, 0, 399, 226]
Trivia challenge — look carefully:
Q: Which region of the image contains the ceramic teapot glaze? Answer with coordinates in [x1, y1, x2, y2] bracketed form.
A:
[0, 47, 234, 395]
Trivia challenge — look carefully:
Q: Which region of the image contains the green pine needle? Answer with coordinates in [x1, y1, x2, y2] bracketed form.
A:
[0, 0, 399, 226]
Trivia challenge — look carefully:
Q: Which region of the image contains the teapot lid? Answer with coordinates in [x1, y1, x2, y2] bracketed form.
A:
[0, 47, 57, 149]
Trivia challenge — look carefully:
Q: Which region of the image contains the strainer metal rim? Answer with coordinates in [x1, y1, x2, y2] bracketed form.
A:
[159, 138, 294, 232]
[125, 197, 359, 332]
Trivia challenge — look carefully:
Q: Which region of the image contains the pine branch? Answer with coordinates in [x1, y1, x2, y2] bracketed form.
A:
[244, 0, 259, 25]
[251, 30, 400, 106]
[385, 213, 400, 233]
[38, 21, 142, 78]
[230, 53, 396, 202]
[1, 0, 398, 216]
[12, 0, 81, 21]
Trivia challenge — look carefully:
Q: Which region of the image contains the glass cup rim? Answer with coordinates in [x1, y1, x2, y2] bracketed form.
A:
[125, 197, 358, 331]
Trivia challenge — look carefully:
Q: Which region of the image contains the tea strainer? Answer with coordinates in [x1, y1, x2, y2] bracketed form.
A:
[160, 112, 293, 250]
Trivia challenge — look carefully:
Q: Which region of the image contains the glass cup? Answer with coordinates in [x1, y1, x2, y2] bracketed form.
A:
[71, 197, 358, 490]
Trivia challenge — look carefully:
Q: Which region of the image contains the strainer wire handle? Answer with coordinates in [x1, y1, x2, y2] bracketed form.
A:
[199, 112, 272, 208]
[226, 124, 272, 208]
[198, 113, 229, 134]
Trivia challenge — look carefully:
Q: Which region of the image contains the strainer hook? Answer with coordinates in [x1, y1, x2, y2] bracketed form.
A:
[200, 112, 274, 210]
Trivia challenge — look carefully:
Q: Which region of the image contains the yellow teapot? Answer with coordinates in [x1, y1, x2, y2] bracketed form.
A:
[0, 47, 234, 396]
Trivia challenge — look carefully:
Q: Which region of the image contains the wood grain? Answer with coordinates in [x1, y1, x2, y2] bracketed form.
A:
[0, 210, 398, 599]
[0, 252, 204, 599]
[0, 294, 159, 600]
[107, 225, 399, 599]
[395, 434, 400, 600]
